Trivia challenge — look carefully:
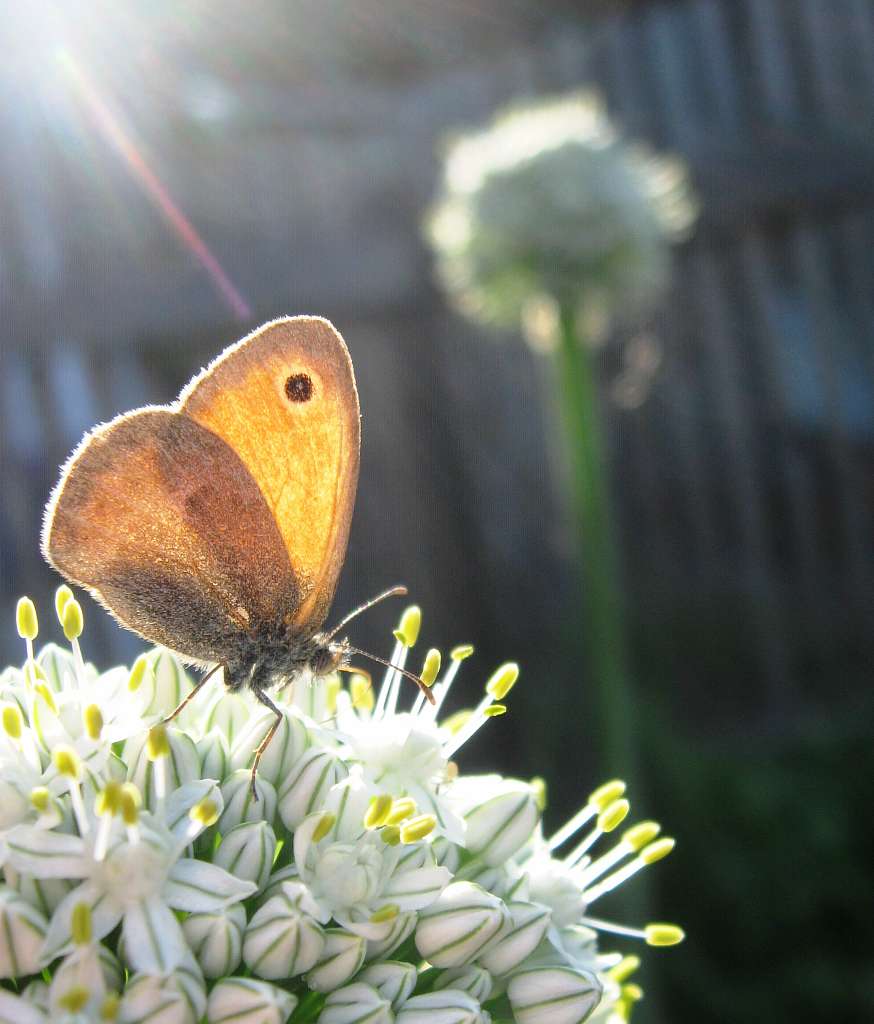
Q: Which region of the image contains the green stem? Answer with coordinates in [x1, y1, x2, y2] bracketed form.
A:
[554, 303, 635, 782]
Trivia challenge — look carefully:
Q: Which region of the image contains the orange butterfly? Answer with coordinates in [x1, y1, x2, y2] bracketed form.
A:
[43, 316, 432, 792]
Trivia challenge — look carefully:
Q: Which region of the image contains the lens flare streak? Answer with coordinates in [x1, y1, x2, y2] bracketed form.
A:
[58, 50, 251, 321]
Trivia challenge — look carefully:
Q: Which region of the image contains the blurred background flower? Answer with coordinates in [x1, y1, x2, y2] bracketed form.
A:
[2, 2, 873, 1022]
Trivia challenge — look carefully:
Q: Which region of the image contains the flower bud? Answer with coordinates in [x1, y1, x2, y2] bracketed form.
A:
[207, 977, 297, 1024]
[198, 728, 230, 780]
[364, 911, 417, 962]
[123, 728, 200, 810]
[138, 649, 194, 718]
[203, 690, 250, 742]
[183, 902, 246, 979]
[415, 881, 509, 968]
[36, 644, 74, 692]
[219, 770, 278, 831]
[306, 929, 367, 993]
[120, 971, 202, 1024]
[277, 746, 347, 830]
[0, 888, 48, 978]
[433, 965, 493, 1003]
[508, 966, 602, 1024]
[243, 882, 325, 979]
[214, 820, 277, 891]
[231, 708, 309, 786]
[461, 778, 540, 866]
[357, 961, 417, 1009]
[319, 983, 393, 1024]
[478, 900, 552, 977]
[397, 990, 489, 1024]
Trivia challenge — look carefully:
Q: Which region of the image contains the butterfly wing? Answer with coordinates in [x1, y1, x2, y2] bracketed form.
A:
[42, 409, 299, 663]
[179, 316, 360, 633]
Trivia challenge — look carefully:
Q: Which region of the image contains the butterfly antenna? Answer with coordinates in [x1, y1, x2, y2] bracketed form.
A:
[345, 645, 436, 705]
[326, 585, 408, 640]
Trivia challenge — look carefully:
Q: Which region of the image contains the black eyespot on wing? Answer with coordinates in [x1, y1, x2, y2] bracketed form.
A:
[285, 373, 314, 402]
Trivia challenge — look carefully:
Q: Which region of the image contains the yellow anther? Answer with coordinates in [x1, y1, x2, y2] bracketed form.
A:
[421, 649, 441, 688]
[486, 662, 519, 700]
[312, 812, 336, 843]
[364, 794, 394, 829]
[640, 837, 675, 865]
[400, 814, 437, 843]
[445, 761, 459, 781]
[484, 703, 507, 717]
[645, 923, 685, 947]
[34, 683, 58, 714]
[58, 986, 90, 1013]
[119, 784, 141, 826]
[96, 782, 122, 817]
[589, 779, 626, 811]
[53, 745, 81, 780]
[608, 955, 641, 983]
[394, 606, 421, 647]
[441, 709, 473, 735]
[386, 797, 417, 825]
[62, 599, 84, 641]
[101, 993, 121, 1021]
[598, 798, 630, 833]
[450, 644, 474, 661]
[146, 724, 170, 760]
[16, 597, 38, 640]
[325, 675, 341, 714]
[71, 901, 92, 945]
[128, 654, 150, 692]
[350, 673, 374, 711]
[530, 777, 547, 812]
[30, 787, 50, 813]
[380, 825, 401, 846]
[83, 704, 104, 741]
[55, 585, 74, 623]
[623, 821, 660, 852]
[369, 903, 400, 924]
[2, 704, 23, 740]
[622, 983, 643, 1003]
[190, 798, 220, 828]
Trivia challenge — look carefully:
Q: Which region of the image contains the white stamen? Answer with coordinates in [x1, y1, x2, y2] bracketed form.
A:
[546, 803, 598, 852]
[418, 657, 463, 721]
[580, 914, 647, 941]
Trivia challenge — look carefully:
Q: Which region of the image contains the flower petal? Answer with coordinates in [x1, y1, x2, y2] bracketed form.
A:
[164, 857, 256, 913]
[41, 883, 122, 965]
[383, 865, 451, 912]
[122, 898, 188, 974]
[5, 828, 89, 879]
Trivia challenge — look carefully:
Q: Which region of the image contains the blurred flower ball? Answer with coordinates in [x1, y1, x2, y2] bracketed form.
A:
[426, 92, 697, 341]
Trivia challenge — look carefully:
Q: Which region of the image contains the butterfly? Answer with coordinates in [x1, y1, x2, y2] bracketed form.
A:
[43, 316, 432, 793]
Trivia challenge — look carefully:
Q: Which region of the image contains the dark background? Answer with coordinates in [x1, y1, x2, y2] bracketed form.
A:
[2, 2, 873, 1020]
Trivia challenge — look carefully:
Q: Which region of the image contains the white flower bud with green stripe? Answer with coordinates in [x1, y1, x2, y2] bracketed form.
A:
[454, 775, 541, 866]
[415, 881, 510, 968]
[207, 977, 297, 1024]
[358, 961, 417, 1009]
[478, 900, 552, 977]
[0, 887, 48, 978]
[433, 964, 493, 1003]
[218, 769, 278, 831]
[214, 820, 277, 890]
[508, 965, 603, 1024]
[306, 928, 367, 993]
[243, 880, 326, 979]
[319, 983, 393, 1024]
[277, 746, 347, 831]
[182, 902, 246, 979]
[396, 989, 490, 1024]
[231, 705, 310, 785]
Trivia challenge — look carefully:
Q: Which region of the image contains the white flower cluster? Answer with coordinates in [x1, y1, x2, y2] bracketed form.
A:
[0, 592, 682, 1024]
[425, 91, 697, 336]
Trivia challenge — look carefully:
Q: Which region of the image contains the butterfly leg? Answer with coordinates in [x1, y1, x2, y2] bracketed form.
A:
[162, 662, 224, 725]
[249, 687, 284, 800]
